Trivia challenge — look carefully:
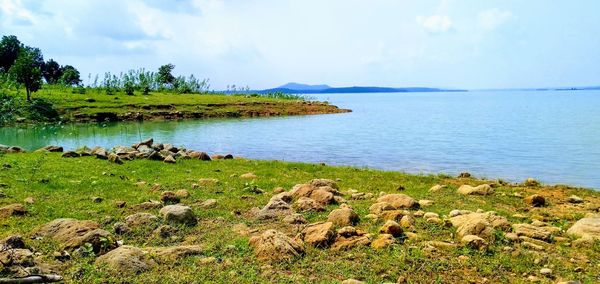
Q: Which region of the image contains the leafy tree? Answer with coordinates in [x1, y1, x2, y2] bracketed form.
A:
[59, 65, 81, 86]
[9, 46, 44, 101]
[42, 59, 63, 84]
[0, 35, 22, 72]
[157, 64, 175, 87]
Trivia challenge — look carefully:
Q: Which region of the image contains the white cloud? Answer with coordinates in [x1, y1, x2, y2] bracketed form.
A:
[416, 15, 453, 33]
[478, 8, 512, 31]
[0, 0, 36, 25]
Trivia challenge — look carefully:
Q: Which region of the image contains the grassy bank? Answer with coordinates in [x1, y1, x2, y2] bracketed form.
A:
[0, 151, 599, 283]
[0, 86, 350, 125]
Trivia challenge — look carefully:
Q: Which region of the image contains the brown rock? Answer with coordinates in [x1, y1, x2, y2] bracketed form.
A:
[240, 172, 257, 179]
[371, 234, 395, 249]
[0, 203, 27, 218]
[163, 155, 176, 164]
[125, 213, 159, 228]
[512, 224, 553, 242]
[566, 217, 600, 241]
[108, 153, 123, 164]
[376, 194, 419, 209]
[294, 197, 324, 212]
[379, 220, 403, 237]
[331, 235, 372, 251]
[159, 205, 197, 226]
[160, 191, 181, 204]
[369, 202, 395, 215]
[249, 230, 305, 261]
[524, 194, 546, 207]
[400, 215, 415, 228]
[309, 189, 335, 205]
[34, 218, 116, 253]
[327, 207, 359, 227]
[95, 246, 154, 274]
[301, 222, 336, 247]
[457, 184, 494, 195]
[461, 235, 487, 249]
[175, 189, 190, 199]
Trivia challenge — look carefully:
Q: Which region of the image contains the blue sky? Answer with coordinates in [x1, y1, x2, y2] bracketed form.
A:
[1, 0, 599, 90]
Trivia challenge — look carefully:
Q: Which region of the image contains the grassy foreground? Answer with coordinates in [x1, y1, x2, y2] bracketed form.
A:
[0, 152, 599, 283]
[1, 87, 349, 124]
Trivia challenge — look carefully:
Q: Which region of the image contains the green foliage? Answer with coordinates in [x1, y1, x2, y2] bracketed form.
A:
[157, 63, 176, 86]
[24, 98, 59, 122]
[42, 59, 62, 84]
[59, 65, 81, 86]
[8, 46, 44, 101]
[0, 35, 21, 72]
[0, 93, 19, 124]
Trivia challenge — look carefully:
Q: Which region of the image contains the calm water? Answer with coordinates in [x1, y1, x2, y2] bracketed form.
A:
[1, 90, 599, 189]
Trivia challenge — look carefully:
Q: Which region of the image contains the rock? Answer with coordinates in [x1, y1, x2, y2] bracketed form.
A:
[400, 215, 415, 228]
[341, 279, 365, 284]
[175, 189, 190, 199]
[301, 222, 336, 247]
[429, 184, 447, 193]
[310, 179, 338, 189]
[337, 226, 359, 238]
[424, 241, 457, 250]
[198, 152, 212, 161]
[458, 172, 471, 178]
[34, 218, 116, 253]
[369, 202, 395, 215]
[327, 207, 360, 227]
[23, 197, 34, 204]
[294, 197, 324, 212]
[0, 203, 27, 218]
[423, 212, 439, 219]
[198, 178, 219, 186]
[283, 213, 307, 224]
[152, 225, 178, 239]
[457, 184, 494, 195]
[524, 194, 546, 207]
[143, 245, 203, 263]
[125, 213, 160, 228]
[258, 197, 293, 219]
[115, 201, 127, 208]
[449, 209, 472, 217]
[567, 195, 584, 204]
[512, 224, 553, 242]
[309, 189, 335, 205]
[1, 235, 25, 250]
[273, 187, 285, 194]
[95, 246, 154, 274]
[201, 199, 217, 208]
[376, 194, 419, 209]
[419, 200, 434, 207]
[108, 153, 123, 164]
[427, 217, 443, 225]
[163, 155, 176, 164]
[92, 196, 103, 203]
[566, 217, 600, 241]
[379, 220, 403, 237]
[539, 268, 552, 277]
[0, 248, 34, 267]
[41, 145, 63, 152]
[521, 241, 544, 251]
[134, 138, 154, 149]
[461, 235, 487, 249]
[523, 178, 540, 187]
[249, 230, 304, 262]
[450, 212, 510, 239]
[160, 191, 181, 204]
[240, 172, 257, 179]
[380, 210, 407, 222]
[159, 205, 197, 226]
[113, 222, 132, 235]
[61, 151, 80, 158]
[331, 234, 372, 251]
[371, 234, 395, 249]
[131, 200, 162, 211]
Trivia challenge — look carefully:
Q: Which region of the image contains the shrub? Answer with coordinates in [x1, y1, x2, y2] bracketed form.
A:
[25, 98, 59, 122]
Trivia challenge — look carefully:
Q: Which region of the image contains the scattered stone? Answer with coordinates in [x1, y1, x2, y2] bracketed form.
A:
[159, 205, 197, 226]
[40, 145, 64, 152]
[61, 151, 80, 158]
[429, 184, 447, 193]
[0, 248, 34, 267]
[175, 189, 190, 199]
[426, 217, 443, 225]
[0, 203, 27, 218]
[201, 199, 217, 208]
[461, 235, 487, 249]
[341, 279, 365, 284]
[258, 197, 294, 219]
[376, 194, 419, 209]
[125, 213, 160, 228]
[379, 220, 403, 237]
[523, 178, 540, 187]
[163, 155, 176, 164]
[539, 268, 552, 277]
[371, 234, 395, 249]
[198, 178, 219, 186]
[34, 218, 116, 253]
[160, 191, 181, 204]
[115, 201, 127, 208]
[400, 215, 415, 228]
[113, 222, 132, 235]
[424, 241, 457, 250]
[369, 202, 395, 215]
[240, 172, 257, 179]
[566, 217, 600, 241]
[524, 194, 546, 207]
[513, 224, 553, 242]
[1, 235, 25, 249]
[153, 225, 178, 239]
[567, 195, 584, 204]
[92, 196, 103, 203]
[331, 234, 372, 251]
[96, 246, 154, 274]
[419, 199, 434, 207]
[309, 188, 335, 205]
[108, 153, 123, 164]
[131, 200, 162, 211]
[249, 230, 305, 261]
[457, 184, 494, 195]
[423, 212, 439, 219]
[458, 172, 471, 178]
[327, 207, 360, 227]
[301, 222, 336, 247]
[144, 245, 203, 263]
[294, 197, 324, 212]
[521, 241, 544, 251]
[450, 212, 510, 239]
[283, 213, 307, 224]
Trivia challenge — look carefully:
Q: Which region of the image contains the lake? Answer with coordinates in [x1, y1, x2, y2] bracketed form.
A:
[1, 90, 599, 189]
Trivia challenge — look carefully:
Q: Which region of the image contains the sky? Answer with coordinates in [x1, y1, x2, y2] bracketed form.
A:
[1, 0, 600, 90]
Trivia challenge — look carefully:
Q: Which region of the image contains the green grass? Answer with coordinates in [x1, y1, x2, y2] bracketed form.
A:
[0, 86, 346, 125]
[0, 153, 599, 283]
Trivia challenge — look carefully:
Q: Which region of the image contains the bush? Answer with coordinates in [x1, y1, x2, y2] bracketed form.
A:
[0, 93, 19, 124]
[25, 98, 59, 122]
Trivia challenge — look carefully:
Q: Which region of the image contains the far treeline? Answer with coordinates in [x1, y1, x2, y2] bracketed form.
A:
[0, 34, 211, 101]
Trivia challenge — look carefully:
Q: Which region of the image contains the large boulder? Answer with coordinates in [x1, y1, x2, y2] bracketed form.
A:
[34, 219, 116, 253]
[457, 184, 494, 196]
[376, 194, 419, 209]
[249, 230, 305, 262]
[159, 205, 197, 226]
[301, 222, 336, 248]
[327, 207, 360, 227]
[257, 197, 294, 219]
[95, 246, 154, 275]
[294, 197, 324, 212]
[566, 217, 600, 240]
[0, 248, 34, 267]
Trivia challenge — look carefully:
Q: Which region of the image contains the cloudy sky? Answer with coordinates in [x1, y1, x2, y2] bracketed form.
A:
[2, 0, 599, 90]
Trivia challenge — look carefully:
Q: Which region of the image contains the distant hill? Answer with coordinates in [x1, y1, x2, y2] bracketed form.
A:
[257, 83, 465, 94]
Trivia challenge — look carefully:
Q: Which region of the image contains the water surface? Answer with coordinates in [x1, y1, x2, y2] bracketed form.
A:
[1, 90, 599, 188]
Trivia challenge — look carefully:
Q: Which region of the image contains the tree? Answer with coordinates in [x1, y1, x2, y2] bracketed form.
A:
[59, 65, 81, 86]
[0, 35, 22, 72]
[157, 64, 175, 87]
[42, 59, 63, 84]
[9, 46, 44, 101]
